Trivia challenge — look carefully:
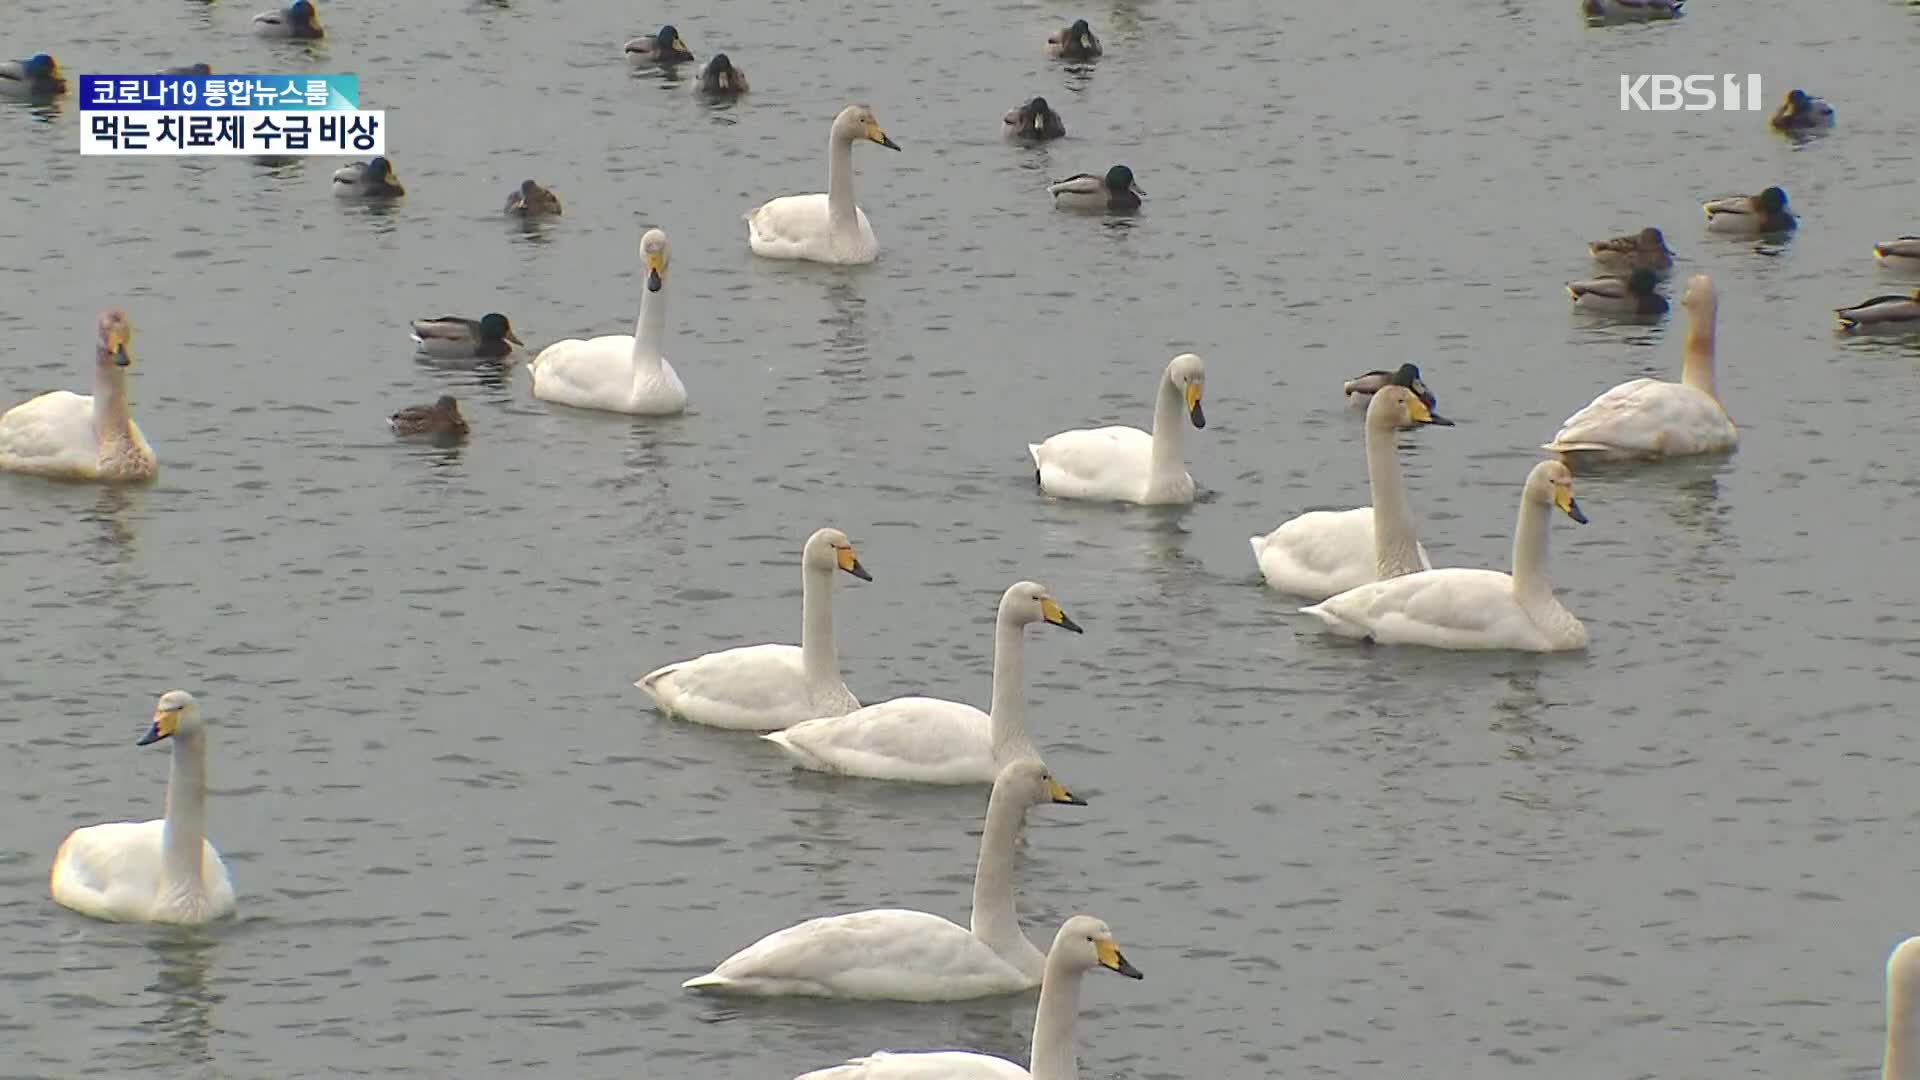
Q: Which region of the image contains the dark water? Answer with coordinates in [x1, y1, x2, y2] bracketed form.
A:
[3, 0, 1919, 1076]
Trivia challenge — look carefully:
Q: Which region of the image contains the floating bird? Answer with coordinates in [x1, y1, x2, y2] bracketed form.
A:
[1342, 362, 1439, 411]
[1003, 96, 1066, 141]
[1872, 237, 1920, 271]
[388, 395, 469, 438]
[253, 0, 324, 39]
[1770, 89, 1835, 131]
[1048, 165, 1142, 212]
[1568, 269, 1669, 315]
[1588, 226, 1674, 275]
[1029, 352, 1206, 506]
[1835, 289, 1920, 333]
[625, 24, 693, 65]
[745, 105, 901, 265]
[160, 63, 212, 76]
[530, 228, 687, 414]
[1047, 18, 1103, 59]
[0, 54, 66, 100]
[410, 314, 523, 361]
[505, 179, 562, 216]
[0, 310, 156, 483]
[333, 157, 405, 198]
[696, 53, 748, 96]
[1581, 0, 1682, 21]
[1703, 186, 1795, 234]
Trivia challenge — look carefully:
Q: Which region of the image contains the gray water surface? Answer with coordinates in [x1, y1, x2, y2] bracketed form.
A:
[4, 0, 1920, 1076]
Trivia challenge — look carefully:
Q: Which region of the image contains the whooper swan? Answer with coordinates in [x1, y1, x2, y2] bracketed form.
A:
[1029, 352, 1207, 505]
[1884, 936, 1920, 1080]
[529, 227, 687, 415]
[0, 310, 156, 483]
[746, 104, 901, 265]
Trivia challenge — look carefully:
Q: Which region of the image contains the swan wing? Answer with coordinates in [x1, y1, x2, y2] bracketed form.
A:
[1303, 568, 1535, 649]
[684, 908, 1026, 1001]
[528, 335, 636, 410]
[1251, 507, 1381, 600]
[796, 1051, 1030, 1080]
[746, 194, 875, 263]
[638, 642, 847, 731]
[1545, 379, 1733, 454]
[764, 696, 996, 783]
[50, 819, 234, 924]
[1029, 425, 1154, 500]
[0, 390, 100, 476]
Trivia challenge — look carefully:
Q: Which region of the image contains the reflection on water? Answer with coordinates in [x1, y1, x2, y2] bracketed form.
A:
[145, 934, 220, 1071]
[821, 277, 868, 366]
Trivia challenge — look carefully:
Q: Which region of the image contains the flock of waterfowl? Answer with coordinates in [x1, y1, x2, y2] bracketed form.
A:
[6, 1, 1920, 1076]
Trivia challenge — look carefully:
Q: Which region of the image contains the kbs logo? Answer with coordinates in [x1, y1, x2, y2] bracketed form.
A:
[1619, 74, 1763, 111]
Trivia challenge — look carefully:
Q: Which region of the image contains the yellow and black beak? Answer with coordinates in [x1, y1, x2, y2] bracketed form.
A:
[869, 126, 902, 151]
[1185, 382, 1206, 429]
[1095, 938, 1144, 979]
[672, 35, 690, 55]
[1555, 488, 1589, 525]
[137, 706, 181, 746]
[1408, 396, 1453, 427]
[646, 251, 666, 293]
[1047, 777, 1087, 806]
[836, 546, 872, 582]
[1039, 597, 1083, 634]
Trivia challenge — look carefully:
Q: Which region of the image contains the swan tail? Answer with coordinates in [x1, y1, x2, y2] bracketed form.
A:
[634, 663, 678, 705]
[1541, 440, 1612, 453]
[761, 729, 825, 771]
[1249, 535, 1267, 558]
[681, 972, 729, 991]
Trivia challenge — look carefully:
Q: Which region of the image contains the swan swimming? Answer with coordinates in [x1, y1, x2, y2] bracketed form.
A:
[1029, 352, 1207, 505]
[0, 310, 157, 483]
[529, 227, 687, 415]
[746, 104, 901, 265]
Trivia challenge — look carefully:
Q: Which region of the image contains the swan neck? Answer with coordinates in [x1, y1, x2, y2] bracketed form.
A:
[1890, 981, 1920, 1080]
[799, 562, 840, 687]
[968, 783, 1035, 967]
[826, 132, 857, 231]
[1510, 490, 1553, 599]
[161, 732, 210, 896]
[1364, 414, 1423, 577]
[1681, 317, 1718, 401]
[1028, 957, 1088, 1080]
[631, 280, 667, 376]
[985, 610, 1033, 757]
[93, 350, 135, 445]
[1147, 370, 1187, 479]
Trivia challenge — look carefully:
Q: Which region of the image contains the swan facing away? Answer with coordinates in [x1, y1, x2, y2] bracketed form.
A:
[683, 760, 1086, 1001]
[50, 691, 236, 926]
[529, 227, 687, 415]
[1886, 937, 1920, 1080]
[637, 528, 870, 731]
[1029, 352, 1207, 505]
[792, 915, 1143, 1080]
[0, 310, 157, 483]
[1252, 385, 1452, 601]
[1544, 273, 1735, 459]
[764, 581, 1083, 784]
[1301, 460, 1590, 653]
[746, 104, 901, 265]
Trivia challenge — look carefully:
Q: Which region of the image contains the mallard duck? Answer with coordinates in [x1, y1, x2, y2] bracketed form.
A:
[696, 53, 748, 95]
[0, 54, 66, 100]
[1568, 269, 1668, 315]
[1835, 289, 1920, 332]
[333, 157, 405, 198]
[160, 64, 212, 76]
[505, 179, 562, 216]
[1047, 18, 1102, 59]
[1003, 96, 1066, 141]
[389, 395, 469, 438]
[410, 313, 523, 360]
[253, 0, 324, 38]
[1581, 0, 1682, 20]
[625, 24, 693, 65]
[1589, 226, 1673, 274]
[1048, 165, 1142, 213]
[1342, 363, 1438, 411]
[1704, 186, 1795, 234]
[1873, 237, 1920, 271]
[1770, 89, 1835, 131]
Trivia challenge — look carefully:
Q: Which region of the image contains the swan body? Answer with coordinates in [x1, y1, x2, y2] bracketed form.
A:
[0, 310, 156, 483]
[1004, 97, 1066, 141]
[1301, 461, 1590, 653]
[529, 227, 687, 414]
[505, 179, 562, 217]
[253, 0, 324, 38]
[1343, 363, 1438, 410]
[637, 528, 870, 730]
[697, 54, 749, 96]
[1704, 187, 1794, 234]
[1, 54, 67, 99]
[1030, 352, 1206, 505]
[1589, 227, 1673, 275]
[1046, 19, 1103, 59]
[791, 916, 1143, 1080]
[1770, 89, 1835, 131]
[49, 691, 236, 926]
[1873, 238, 1920, 271]
[1581, 0, 1681, 20]
[1568, 269, 1668, 315]
[1047, 166, 1142, 213]
[1545, 274, 1736, 458]
[746, 104, 900, 265]
[411, 313, 522, 360]
[625, 24, 693, 65]
[1253, 386, 1450, 601]
[683, 761, 1085, 1000]
[765, 582, 1082, 783]
[332, 157, 404, 198]
[1836, 290, 1920, 332]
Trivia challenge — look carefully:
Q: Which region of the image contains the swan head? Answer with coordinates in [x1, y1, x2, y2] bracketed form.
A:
[994, 758, 1086, 808]
[1681, 273, 1716, 319]
[639, 228, 670, 293]
[1001, 581, 1083, 634]
[834, 105, 901, 151]
[96, 310, 132, 368]
[804, 527, 872, 582]
[1528, 460, 1588, 525]
[1052, 915, 1144, 980]
[1166, 352, 1205, 429]
[1368, 384, 1451, 429]
[137, 690, 201, 746]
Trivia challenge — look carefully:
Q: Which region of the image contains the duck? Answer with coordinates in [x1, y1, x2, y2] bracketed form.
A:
[1703, 186, 1794, 234]
[160, 63, 212, 76]
[0, 54, 66, 100]
[636, 528, 871, 731]
[1567, 268, 1668, 316]
[388, 395, 469, 439]
[1046, 18, 1103, 59]
[1874, 237, 1920, 271]
[1343, 363, 1438, 411]
[763, 582, 1083, 784]
[529, 227, 687, 414]
[411, 313, 524, 361]
[1030, 352, 1207, 506]
[696, 53, 748, 96]
[1253, 386, 1452, 602]
[1301, 461, 1590, 653]
[1588, 226, 1674, 275]
[789, 915, 1142, 1080]
[625, 24, 693, 65]
[505, 179, 562, 217]
[0, 310, 156, 483]
[745, 104, 901, 265]
[332, 157, 405, 198]
[1545, 274, 1734, 458]
[1770, 89, 1835, 131]
[1581, 0, 1682, 20]
[1048, 165, 1142, 213]
[1003, 96, 1066, 141]
[49, 691, 236, 926]
[253, 0, 325, 38]
[1883, 937, 1920, 1080]
[682, 760, 1087, 1001]
[1835, 289, 1920, 333]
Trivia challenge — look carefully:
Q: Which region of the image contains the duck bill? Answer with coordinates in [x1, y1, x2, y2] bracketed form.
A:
[506, 330, 525, 346]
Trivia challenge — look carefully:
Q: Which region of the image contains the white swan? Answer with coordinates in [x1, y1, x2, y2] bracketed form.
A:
[0, 310, 156, 483]
[1028, 352, 1207, 505]
[746, 104, 901, 265]
[1543, 273, 1736, 459]
[1301, 460, 1591, 652]
[791, 915, 1143, 1080]
[1886, 937, 1920, 1080]
[636, 528, 870, 731]
[49, 691, 236, 926]
[763, 582, 1082, 783]
[529, 227, 686, 415]
[1252, 385, 1452, 601]
[683, 760, 1085, 1000]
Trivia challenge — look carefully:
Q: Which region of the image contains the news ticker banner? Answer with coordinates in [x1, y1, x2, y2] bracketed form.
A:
[78, 74, 384, 156]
